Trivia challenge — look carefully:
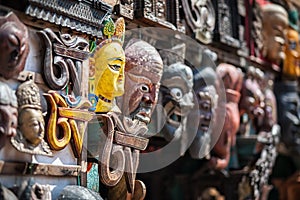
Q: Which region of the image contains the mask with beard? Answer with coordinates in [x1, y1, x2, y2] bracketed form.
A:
[189, 67, 218, 159]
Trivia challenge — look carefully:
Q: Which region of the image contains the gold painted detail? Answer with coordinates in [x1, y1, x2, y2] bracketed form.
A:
[44, 91, 93, 157]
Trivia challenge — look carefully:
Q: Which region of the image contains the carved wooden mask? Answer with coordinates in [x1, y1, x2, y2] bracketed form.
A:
[189, 67, 218, 159]
[93, 41, 125, 112]
[117, 39, 163, 126]
[283, 27, 300, 79]
[214, 63, 243, 160]
[0, 10, 29, 79]
[217, 63, 243, 137]
[274, 81, 300, 155]
[261, 3, 288, 65]
[159, 62, 194, 141]
[0, 81, 18, 148]
[239, 67, 265, 123]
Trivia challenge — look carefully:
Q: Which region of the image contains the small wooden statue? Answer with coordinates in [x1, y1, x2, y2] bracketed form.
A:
[11, 77, 52, 156]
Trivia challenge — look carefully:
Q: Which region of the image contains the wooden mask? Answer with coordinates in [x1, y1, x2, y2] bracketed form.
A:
[117, 39, 163, 133]
[159, 62, 194, 144]
[189, 67, 218, 159]
[0, 10, 29, 79]
[0, 81, 18, 149]
[261, 3, 288, 65]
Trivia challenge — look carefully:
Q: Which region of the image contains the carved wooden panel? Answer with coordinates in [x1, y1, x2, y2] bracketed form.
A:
[24, 0, 112, 38]
[182, 0, 216, 44]
[115, 0, 134, 19]
[135, 0, 184, 32]
[38, 28, 89, 93]
[212, 0, 241, 48]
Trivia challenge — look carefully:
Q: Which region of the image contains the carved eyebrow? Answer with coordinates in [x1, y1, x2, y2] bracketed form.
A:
[108, 57, 124, 62]
[127, 73, 152, 84]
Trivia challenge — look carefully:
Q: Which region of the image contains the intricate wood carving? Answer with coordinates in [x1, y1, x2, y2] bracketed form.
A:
[11, 77, 53, 156]
[38, 28, 89, 92]
[25, 0, 112, 38]
[135, 0, 183, 31]
[261, 3, 288, 65]
[182, 0, 216, 44]
[115, 0, 134, 19]
[88, 112, 147, 195]
[213, 0, 240, 48]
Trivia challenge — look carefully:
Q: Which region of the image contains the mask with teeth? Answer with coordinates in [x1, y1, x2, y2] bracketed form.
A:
[159, 62, 194, 147]
[116, 39, 163, 137]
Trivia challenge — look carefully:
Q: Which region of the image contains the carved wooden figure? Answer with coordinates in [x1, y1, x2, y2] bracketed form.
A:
[11, 76, 52, 156]
[0, 9, 29, 79]
[239, 66, 265, 128]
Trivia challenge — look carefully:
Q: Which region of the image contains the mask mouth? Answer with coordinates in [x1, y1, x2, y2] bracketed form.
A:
[199, 124, 209, 132]
[167, 112, 182, 127]
[131, 104, 152, 124]
[164, 101, 184, 127]
[199, 118, 210, 132]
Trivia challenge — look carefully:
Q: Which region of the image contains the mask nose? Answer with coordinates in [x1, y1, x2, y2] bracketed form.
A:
[142, 86, 157, 104]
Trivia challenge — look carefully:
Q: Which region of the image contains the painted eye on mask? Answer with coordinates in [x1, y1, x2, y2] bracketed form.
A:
[170, 88, 183, 100]
[108, 64, 121, 71]
[140, 84, 150, 93]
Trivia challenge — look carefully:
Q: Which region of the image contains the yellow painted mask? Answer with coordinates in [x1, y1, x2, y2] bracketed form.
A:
[283, 27, 300, 79]
[93, 41, 125, 112]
